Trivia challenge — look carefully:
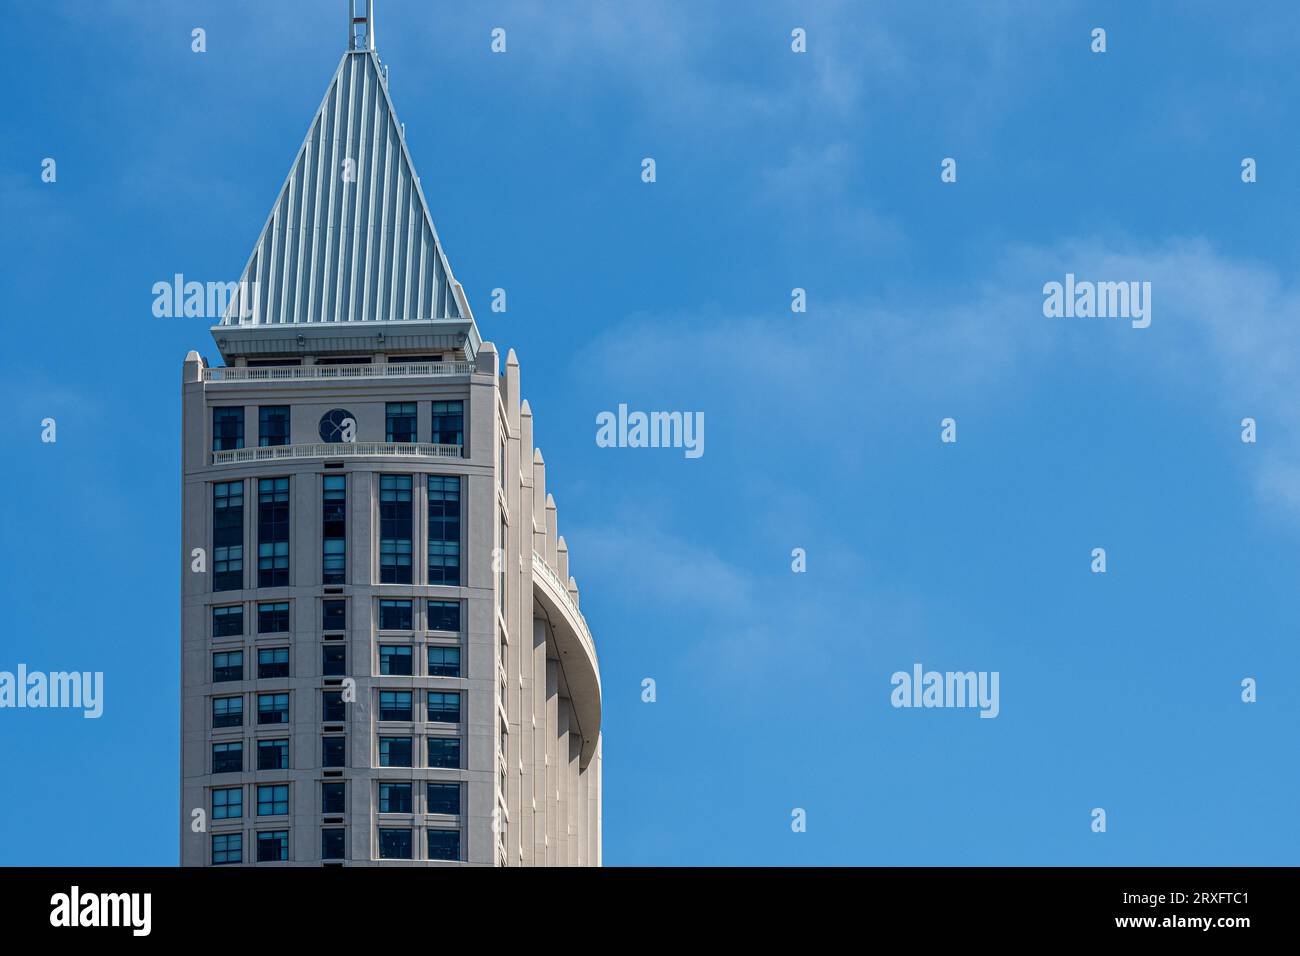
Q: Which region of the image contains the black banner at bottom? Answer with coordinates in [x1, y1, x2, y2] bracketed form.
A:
[0, 866, 1278, 941]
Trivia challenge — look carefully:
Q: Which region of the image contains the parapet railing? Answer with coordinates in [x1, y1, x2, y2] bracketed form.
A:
[211, 442, 462, 465]
[204, 361, 476, 382]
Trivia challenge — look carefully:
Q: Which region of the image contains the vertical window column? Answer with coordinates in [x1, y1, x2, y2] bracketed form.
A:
[258, 477, 290, 587]
[379, 475, 412, 584]
[427, 476, 461, 586]
[212, 481, 244, 592]
[322, 475, 346, 584]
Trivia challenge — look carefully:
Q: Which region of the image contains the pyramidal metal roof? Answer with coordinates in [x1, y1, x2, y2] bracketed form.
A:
[214, 46, 477, 354]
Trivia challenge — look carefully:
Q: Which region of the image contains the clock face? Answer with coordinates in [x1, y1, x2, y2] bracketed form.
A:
[319, 409, 356, 443]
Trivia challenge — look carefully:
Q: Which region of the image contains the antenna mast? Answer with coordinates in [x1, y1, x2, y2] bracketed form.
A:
[348, 0, 375, 51]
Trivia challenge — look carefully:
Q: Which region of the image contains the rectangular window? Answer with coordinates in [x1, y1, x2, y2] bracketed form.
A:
[257, 784, 289, 816]
[426, 737, 461, 769]
[257, 739, 288, 771]
[379, 476, 412, 584]
[323, 599, 347, 632]
[213, 741, 243, 774]
[385, 402, 417, 443]
[379, 599, 412, 631]
[378, 827, 412, 860]
[379, 736, 412, 767]
[257, 477, 290, 587]
[212, 605, 243, 638]
[322, 690, 345, 722]
[427, 476, 461, 585]
[378, 690, 412, 721]
[430, 400, 463, 446]
[213, 650, 244, 683]
[427, 646, 461, 678]
[212, 481, 244, 591]
[213, 695, 243, 728]
[426, 691, 461, 724]
[213, 787, 242, 820]
[257, 830, 289, 862]
[257, 601, 290, 634]
[498, 511, 507, 616]
[321, 782, 345, 814]
[427, 829, 461, 862]
[380, 645, 412, 676]
[258, 692, 289, 725]
[322, 644, 346, 677]
[213, 407, 244, 451]
[426, 783, 461, 815]
[322, 475, 346, 584]
[258, 647, 289, 679]
[259, 406, 290, 447]
[427, 600, 460, 633]
[321, 828, 345, 860]
[212, 832, 242, 865]
[322, 736, 345, 768]
[379, 782, 412, 813]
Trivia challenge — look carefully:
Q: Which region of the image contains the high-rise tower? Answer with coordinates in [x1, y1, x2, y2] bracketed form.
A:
[180, 4, 601, 867]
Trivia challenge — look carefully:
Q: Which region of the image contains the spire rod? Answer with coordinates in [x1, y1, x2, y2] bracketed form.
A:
[348, 0, 375, 51]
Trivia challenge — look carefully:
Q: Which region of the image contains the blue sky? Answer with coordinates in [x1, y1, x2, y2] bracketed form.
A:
[2, 0, 1299, 865]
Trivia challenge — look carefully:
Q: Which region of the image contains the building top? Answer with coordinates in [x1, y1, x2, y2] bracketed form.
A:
[212, 12, 478, 364]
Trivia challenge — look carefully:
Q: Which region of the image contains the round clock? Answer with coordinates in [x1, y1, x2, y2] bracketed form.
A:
[319, 409, 356, 443]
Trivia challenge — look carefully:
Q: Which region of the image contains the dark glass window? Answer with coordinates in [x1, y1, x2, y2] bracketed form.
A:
[323, 600, 347, 632]
[498, 512, 507, 615]
[379, 691, 412, 721]
[257, 739, 288, 771]
[259, 406, 290, 447]
[427, 646, 460, 678]
[322, 475, 346, 584]
[427, 600, 460, 632]
[212, 605, 243, 638]
[426, 691, 460, 723]
[257, 477, 290, 587]
[256, 784, 289, 816]
[212, 481, 244, 592]
[379, 736, 412, 767]
[380, 645, 412, 676]
[213, 787, 242, 820]
[386, 402, 417, 443]
[213, 696, 243, 728]
[212, 832, 242, 865]
[322, 736, 345, 768]
[321, 782, 345, 814]
[426, 783, 461, 815]
[258, 647, 289, 679]
[379, 599, 412, 631]
[213, 407, 244, 451]
[427, 476, 460, 585]
[379, 476, 412, 584]
[258, 692, 289, 725]
[213, 650, 243, 683]
[427, 829, 460, 862]
[258, 602, 290, 634]
[379, 782, 412, 813]
[430, 400, 463, 447]
[426, 737, 460, 769]
[257, 830, 288, 862]
[322, 690, 345, 722]
[378, 827, 412, 860]
[321, 828, 345, 860]
[213, 742, 242, 774]
[322, 644, 346, 677]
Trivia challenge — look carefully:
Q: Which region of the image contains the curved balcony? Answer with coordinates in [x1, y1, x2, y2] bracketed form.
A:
[211, 441, 462, 466]
[531, 550, 601, 768]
